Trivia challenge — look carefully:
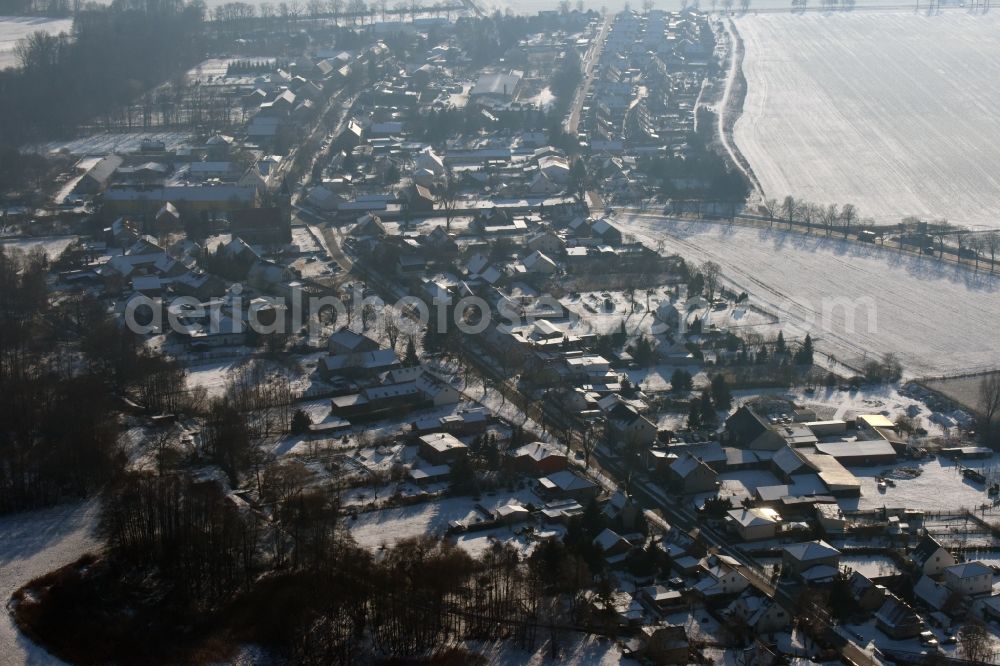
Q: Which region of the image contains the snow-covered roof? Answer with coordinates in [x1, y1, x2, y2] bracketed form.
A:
[783, 540, 840, 563]
[727, 507, 780, 528]
[945, 561, 992, 580]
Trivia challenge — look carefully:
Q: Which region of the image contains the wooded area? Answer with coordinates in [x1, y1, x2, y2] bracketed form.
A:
[0, 0, 205, 147]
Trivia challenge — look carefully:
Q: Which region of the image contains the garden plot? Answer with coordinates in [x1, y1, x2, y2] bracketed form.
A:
[734, 11, 1000, 229]
[839, 554, 900, 580]
[32, 130, 193, 156]
[348, 488, 545, 552]
[185, 57, 277, 85]
[615, 214, 1000, 378]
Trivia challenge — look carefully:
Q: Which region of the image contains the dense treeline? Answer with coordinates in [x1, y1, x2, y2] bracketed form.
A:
[549, 48, 582, 116]
[19, 456, 654, 663]
[0, 0, 70, 16]
[0, 0, 205, 147]
[102, 474, 258, 603]
[0, 245, 194, 513]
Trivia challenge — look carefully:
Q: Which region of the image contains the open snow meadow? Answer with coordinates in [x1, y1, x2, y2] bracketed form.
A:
[616, 213, 1000, 378]
[0, 501, 100, 664]
[734, 11, 1000, 229]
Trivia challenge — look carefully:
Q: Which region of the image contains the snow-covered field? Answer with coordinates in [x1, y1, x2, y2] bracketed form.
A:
[0, 501, 101, 665]
[0, 235, 77, 260]
[735, 11, 1000, 229]
[615, 213, 1000, 377]
[0, 16, 73, 70]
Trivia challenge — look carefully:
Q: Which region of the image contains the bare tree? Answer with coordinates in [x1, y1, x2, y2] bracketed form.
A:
[986, 231, 999, 273]
[440, 171, 459, 233]
[762, 198, 778, 228]
[979, 373, 1000, 447]
[822, 203, 839, 236]
[382, 308, 401, 351]
[841, 203, 857, 239]
[781, 195, 797, 229]
[701, 261, 722, 301]
[958, 619, 990, 663]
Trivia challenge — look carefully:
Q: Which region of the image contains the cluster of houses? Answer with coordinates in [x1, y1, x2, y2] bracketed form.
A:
[299, 16, 607, 220]
[575, 9, 715, 205]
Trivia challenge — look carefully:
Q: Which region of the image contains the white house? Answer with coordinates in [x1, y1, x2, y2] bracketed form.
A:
[943, 561, 994, 597]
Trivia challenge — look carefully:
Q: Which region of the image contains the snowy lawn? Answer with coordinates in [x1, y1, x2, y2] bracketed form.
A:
[616, 214, 1000, 377]
[471, 632, 634, 665]
[0, 235, 77, 260]
[840, 455, 1000, 514]
[0, 501, 101, 665]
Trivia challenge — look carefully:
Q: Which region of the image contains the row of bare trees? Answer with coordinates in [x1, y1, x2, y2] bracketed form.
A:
[761, 195, 862, 238]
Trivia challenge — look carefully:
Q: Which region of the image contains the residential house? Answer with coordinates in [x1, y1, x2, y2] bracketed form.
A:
[76, 155, 124, 194]
[407, 184, 435, 213]
[908, 535, 956, 577]
[418, 432, 469, 465]
[637, 625, 688, 665]
[154, 202, 182, 232]
[638, 585, 686, 614]
[538, 470, 600, 502]
[509, 442, 569, 476]
[668, 453, 718, 495]
[319, 349, 401, 381]
[849, 572, 887, 613]
[526, 230, 565, 256]
[875, 593, 922, 640]
[694, 554, 750, 598]
[521, 250, 557, 274]
[725, 590, 789, 634]
[594, 528, 633, 565]
[726, 508, 780, 541]
[781, 540, 841, 580]
[913, 575, 952, 613]
[943, 561, 993, 597]
[605, 400, 657, 446]
[328, 328, 381, 355]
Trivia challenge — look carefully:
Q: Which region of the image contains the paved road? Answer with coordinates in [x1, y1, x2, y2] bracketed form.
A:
[566, 15, 611, 136]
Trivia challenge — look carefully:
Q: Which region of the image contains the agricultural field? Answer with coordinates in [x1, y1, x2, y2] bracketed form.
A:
[734, 11, 1000, 229]
[0, 16, 73, 70]
[615, 213, 1000, 378]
